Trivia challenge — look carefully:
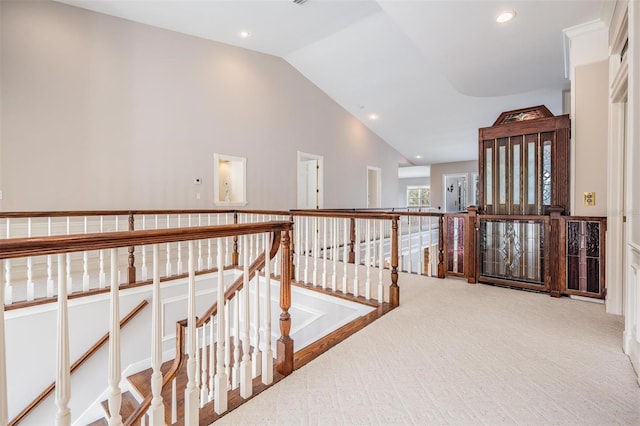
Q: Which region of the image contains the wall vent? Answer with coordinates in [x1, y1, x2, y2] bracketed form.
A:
[293, 0, 308, 4]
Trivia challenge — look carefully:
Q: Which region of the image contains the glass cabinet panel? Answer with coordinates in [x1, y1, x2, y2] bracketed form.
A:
[513, 143, 521, 205]
[499, 145, 506, 204]
[486, 147, 493, 205]
[527, 142, 536, 205]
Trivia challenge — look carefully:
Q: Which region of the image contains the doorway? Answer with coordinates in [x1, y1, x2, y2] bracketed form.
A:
[443, 174, 468, 212]
[367, 166, 382, 208]
[297, 151, 323, 209]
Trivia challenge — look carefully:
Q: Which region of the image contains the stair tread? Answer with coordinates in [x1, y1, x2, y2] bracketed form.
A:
[100, 390, 140, 421]
[85, 418, 108, 426]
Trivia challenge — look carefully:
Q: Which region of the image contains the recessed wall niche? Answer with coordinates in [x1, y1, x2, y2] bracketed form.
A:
[213, 153, 247, 206]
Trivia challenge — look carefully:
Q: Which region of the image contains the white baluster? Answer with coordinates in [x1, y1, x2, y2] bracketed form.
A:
[304, 217, 310, 284]
[342, 218, 348, 294]
[141, 216, 148, 281]
[79, 217, 89, 292]
[66, 252, 73, 295]
[398, 218, 404, 271]
[208, 319, 215, 402]
[294, 217, 301, 282]
[224, 214, 230, 266]
[353, 220, 360, 297]
[240, 236, 252, 398]
[195, 325, 201, 403]
[408, 215, 413, 274]
[313, 217, 319, 286]
[252, 243, 262, 379]
[261, 233, 273, 385]
[200, 325, 208, 406]
[26, 219, 35, 301]
[331, 218, 338, 291]
[214, 239, 228, 414]
[55, 254, 71, 426]
[0, 260, 9, 425]
[232, 294, 240, 389]
[184, 241, 199, 426]
[99, 217, 106, 288]
[322, 217, 328, 288]
[176, 217, 183, 275]
[47, 217, 54, 298]
[224, 296, 231, 386]
[166, 215, 172, 276]
[171, 378, 177, 424]
[107, 248, 123, 426]
[249, 225, 255, 262]
[379, 220, 384, 302]
[207, 215, 213, 270]
[365, 219, 371, 300]
[198, 215, 204, 270]
[149, 245, 165, 425]
[418, 215, 424, 275]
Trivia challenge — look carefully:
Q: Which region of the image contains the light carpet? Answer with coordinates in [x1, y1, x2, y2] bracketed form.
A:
[215, 273, 640, 425]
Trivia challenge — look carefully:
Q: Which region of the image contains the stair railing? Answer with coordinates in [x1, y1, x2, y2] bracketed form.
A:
[124, 230, 283, 425]
[0, 220, 293, 426]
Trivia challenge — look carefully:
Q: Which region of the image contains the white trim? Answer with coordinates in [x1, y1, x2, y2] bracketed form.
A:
[563, 19, 607, 39]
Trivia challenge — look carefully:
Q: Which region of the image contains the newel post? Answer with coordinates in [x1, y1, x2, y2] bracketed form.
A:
[232, 212, 239, 267]
[437, 215, 445, 278]
[276, 227, 294, 376]
[348, 218, 356, 263]
[549, 206, 564, 298]
[466, 207, 478, 284]
[389, 215, 400, 307]
[127, 212, 136, 284]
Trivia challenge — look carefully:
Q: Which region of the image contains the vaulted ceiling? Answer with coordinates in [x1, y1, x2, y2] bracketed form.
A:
[55, 0, 612, 166]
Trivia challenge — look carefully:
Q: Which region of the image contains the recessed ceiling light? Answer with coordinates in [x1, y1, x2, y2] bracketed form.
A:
[496, 11, 516, 23]
[368, 113, 379, 120]
[239, 30, 251, 38]
[416, 155, 422, 159]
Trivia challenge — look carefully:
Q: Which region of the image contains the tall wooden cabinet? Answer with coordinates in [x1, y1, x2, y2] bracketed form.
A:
[478, 105, 570, 215]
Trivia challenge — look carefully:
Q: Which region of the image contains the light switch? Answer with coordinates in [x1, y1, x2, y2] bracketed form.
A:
[584, 192, 596, 206]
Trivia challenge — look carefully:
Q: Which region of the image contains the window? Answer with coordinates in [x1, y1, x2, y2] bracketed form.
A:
[407, 186, 430, 207]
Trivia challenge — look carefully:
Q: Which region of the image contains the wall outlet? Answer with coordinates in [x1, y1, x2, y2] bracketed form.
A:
[584, 192, 596, 206]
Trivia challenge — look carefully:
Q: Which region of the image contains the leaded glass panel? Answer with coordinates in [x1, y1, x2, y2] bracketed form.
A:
[542, 141, 552, 205]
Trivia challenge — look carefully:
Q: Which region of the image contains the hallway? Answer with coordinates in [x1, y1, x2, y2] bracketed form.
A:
[217, 273, 640, 425]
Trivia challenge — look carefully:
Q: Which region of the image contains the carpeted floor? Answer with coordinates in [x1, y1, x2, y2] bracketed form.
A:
[214, 273, 640, 425]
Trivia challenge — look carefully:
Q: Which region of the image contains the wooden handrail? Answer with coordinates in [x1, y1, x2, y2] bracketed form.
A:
[0, 222, 292, 260]
[8, 300, 149, 426]
[124, 232, 282, 425]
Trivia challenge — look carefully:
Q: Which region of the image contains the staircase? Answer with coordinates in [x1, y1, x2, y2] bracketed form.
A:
[89, 347, 287, 426]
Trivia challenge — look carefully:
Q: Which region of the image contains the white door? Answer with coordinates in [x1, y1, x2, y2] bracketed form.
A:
[297, 152, 323, 209]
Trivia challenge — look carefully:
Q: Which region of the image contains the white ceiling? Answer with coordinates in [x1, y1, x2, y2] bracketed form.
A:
[55, 0, 612, 166]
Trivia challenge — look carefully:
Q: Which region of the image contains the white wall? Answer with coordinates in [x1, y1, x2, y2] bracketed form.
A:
[0, 0, 404, 212]
[573, 60, 609, 216]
